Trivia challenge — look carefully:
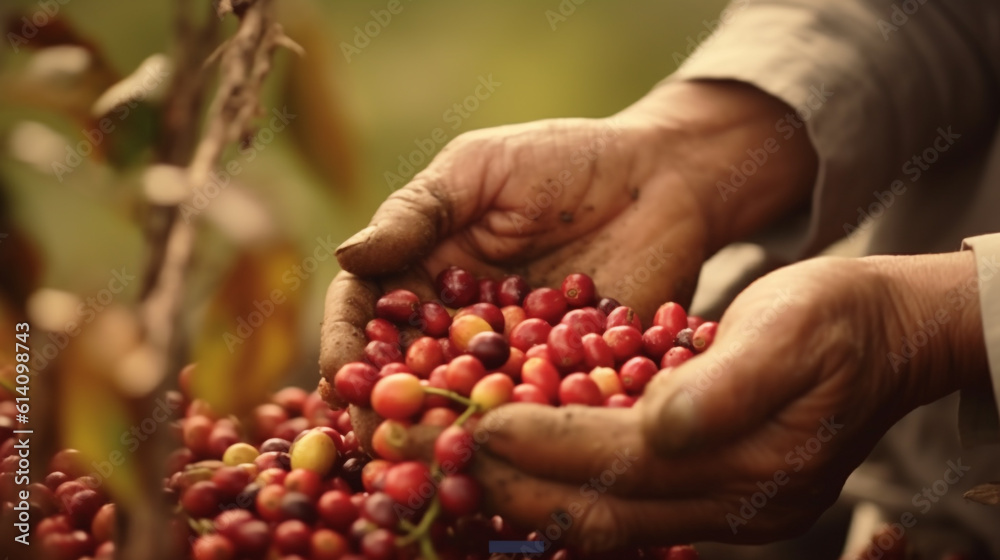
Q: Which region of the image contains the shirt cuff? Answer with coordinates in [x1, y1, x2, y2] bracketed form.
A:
[958, 233, 1000, 446]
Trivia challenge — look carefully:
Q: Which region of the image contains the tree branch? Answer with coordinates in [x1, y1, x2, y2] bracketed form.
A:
[123, 1, 301, 558]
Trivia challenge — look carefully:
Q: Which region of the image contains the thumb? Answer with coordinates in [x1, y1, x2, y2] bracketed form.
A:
[336, 179, 447, 275]
[336, 144, 489, 276]
[639, 328, 815, 456]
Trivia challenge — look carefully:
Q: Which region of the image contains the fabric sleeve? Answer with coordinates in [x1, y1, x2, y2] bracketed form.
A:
[667, 0, 1000, 261]
[958, 233, 1000, 446]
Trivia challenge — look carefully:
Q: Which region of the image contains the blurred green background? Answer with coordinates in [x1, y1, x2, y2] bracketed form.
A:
[0, 0, 729, 387]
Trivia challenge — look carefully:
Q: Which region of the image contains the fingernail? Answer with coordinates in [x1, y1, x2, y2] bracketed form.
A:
[336, 226, 377, 254]
[652, 389, 696, 454]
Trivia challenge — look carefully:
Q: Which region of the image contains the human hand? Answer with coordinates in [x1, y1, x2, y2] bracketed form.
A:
[320, 80, 818, 410]
[471, 251, 987, 551]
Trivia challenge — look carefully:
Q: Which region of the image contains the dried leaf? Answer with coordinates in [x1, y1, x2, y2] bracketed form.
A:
[964, 482, 1000, 506]
[7, 121, 68, 174]
[84, 54, 174, 170]
[91, 54, 172, 118]
[25, 45, 92, 81]
[192, 242, 301, 416]
[0, 17, 120, 137]
[3, 13, 107, 55]
[274, 31, 305, 57]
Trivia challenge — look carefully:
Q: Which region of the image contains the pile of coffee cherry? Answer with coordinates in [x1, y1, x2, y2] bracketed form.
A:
[330, 267, 715, 559]
[0, 267, 712, 560]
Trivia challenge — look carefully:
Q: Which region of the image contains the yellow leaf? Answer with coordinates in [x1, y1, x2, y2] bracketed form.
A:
[57, 307, 145, 509]
[60, 374, 142, 506]
[193, 242, 301, 416]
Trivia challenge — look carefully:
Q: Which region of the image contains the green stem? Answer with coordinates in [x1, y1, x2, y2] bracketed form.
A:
[422, 386, 474, 408]
[185, 515, 214, 535]
[453, 403, 480, 427]
[395, 400, 480, 557]
[398, 497, 441, 546]
[419, 533, 441, 560]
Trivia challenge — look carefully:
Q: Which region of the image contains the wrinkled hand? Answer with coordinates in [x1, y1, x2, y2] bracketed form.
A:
[320, 105, 706, 441]
[333, 111, 706, 308]
[472, 253, 986, 551]
[323, 108, 705, 384]
[320, 81, 818, 411]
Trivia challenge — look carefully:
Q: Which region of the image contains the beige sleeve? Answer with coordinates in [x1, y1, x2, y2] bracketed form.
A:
[668, 0, 1000, 260]
[959, 234, 1000, 446]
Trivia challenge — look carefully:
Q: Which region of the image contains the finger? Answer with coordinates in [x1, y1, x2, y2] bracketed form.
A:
[319, 268, 437, 401]
[319, 271, 377, 389]
[473, 452, 728, 552]
[317, 377, 337, 407]
[347, 404, 380, 452]
[474, 404, 712, 496]
[348, 404, 441, 460]
[475, 404, 642, 486]
[328, 268, 438, 448]
[336, 178, 448, 276]
[639, 318, 817, 456]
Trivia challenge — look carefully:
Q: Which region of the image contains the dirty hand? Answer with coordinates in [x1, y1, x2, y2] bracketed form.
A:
[473, 252, 987, 551]
[320, 80, 817, 393]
